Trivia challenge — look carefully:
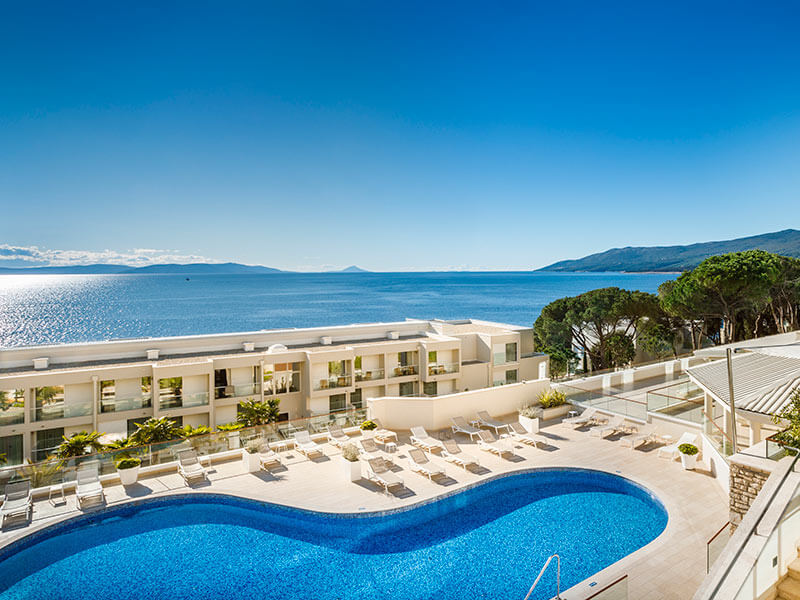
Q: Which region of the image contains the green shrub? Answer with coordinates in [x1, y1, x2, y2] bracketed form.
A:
[217, 422, 244, 432]
[360, 420, 377, 431]
[678, 443, 699, 456]
[244, 439, 262, 454]
[537, 389, 568, 409]
[519, 406, 540, 419]
[342, 443, 360, 462]
[115, 457, 142, 470]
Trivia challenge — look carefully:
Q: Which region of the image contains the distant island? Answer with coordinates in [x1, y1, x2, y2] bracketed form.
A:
[0, 262, 371, 275]
[538, 229, 800, 273]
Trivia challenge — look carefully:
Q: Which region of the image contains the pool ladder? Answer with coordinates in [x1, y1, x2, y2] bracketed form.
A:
[523, 553, 561, 600]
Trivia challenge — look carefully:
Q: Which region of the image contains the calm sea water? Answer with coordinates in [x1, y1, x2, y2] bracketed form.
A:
[0, 272, 673, 348]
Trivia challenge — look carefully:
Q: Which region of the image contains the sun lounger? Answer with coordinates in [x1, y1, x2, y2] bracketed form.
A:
[326, 424, 349, 448]
[441, 439, 480, 470]
[450, 416, 481, 440]
[590, 415, 627, 438]
[365, 457, 404, 493]
[477, 430, 512, 457]
[76, 465, 106, 506]
[293, 431, 325, 458]
[563, 407, 606, 429]
[410, 426, 445, 453]
[1, 480, 32, 525]
[177, 450, 208, 485]
[506, 422, 547, 448]
[474, 411, 511, 435]
[407, 448, 446, 480]
[619, 426, 658, 450]
[658, 432, 699, 460]
[370, 419, 398, 444]
[259, 446, 282, 469]
[359, 438, 394, 466]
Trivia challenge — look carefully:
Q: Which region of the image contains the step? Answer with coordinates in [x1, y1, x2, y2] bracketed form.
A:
[778, 576, 800, 600]
[789, 558, 800, 582]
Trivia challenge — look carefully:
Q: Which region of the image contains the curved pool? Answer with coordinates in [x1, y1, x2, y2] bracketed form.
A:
[0, 469, 667, 600]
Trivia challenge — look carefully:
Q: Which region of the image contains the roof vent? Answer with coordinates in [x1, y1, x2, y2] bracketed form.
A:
[146, 349, 160, 360]
[33, 357, 49, 370]
[320, 336, 332, 345]
[387, 331, 399, 340]
[267, 343, 288, 353]
[243, 342, 255, 352]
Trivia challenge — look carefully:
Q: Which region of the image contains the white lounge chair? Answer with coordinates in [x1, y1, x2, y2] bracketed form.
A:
[506, 422, 547, 448]
[477, 430, 512, 457]
[591, 415, 627, 438]
[410, 426, 445, 453]
[474, 411, 511, 435]
[658, 432, 699, 460]
[370, 419, 398, 444]
[359, 438, 394, 467]
[563, 407, 606, 429]
[326, 424, 349, 448]
[407, 448, 446, 480]
[450, 416, 481, 440]
[76, 465, 106, 506]
[619, 426, 658, 450]
[365, 457, 404, 493]
[259, 446, 282, 469]
[293, 431, 324, 458]
[177, 450, 208, 485]
[441, 439, 480, 470]
[1, 480, 32, 525]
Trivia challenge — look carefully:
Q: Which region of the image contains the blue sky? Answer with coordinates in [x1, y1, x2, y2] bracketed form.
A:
[1, 1, 799, 271]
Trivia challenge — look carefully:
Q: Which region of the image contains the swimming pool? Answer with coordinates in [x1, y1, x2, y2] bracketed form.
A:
[0, 469, 667, 600]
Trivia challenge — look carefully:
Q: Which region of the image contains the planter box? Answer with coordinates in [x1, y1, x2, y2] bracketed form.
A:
[117, 465, 140, 486]
[242, 449, 260, 473]
[227, 431, 241, 449]
[518, 415, 540, 434]
[680, 452, 698, 470]
[343, 458, 361, 482]
[541, 404, 572, 421]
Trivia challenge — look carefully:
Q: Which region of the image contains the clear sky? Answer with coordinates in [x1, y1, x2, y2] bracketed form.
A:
[2, 1, 799, 271]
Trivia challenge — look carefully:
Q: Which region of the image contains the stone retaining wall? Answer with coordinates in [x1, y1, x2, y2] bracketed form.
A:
[729, 454, 776, 530]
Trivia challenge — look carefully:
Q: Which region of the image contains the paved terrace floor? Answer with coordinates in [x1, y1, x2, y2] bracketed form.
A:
[0, 417, 728, 600]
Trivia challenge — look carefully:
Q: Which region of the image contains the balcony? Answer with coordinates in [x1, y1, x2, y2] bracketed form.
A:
[391, 365, 418, 377]
[214, 383, 261, 400]
[315, 375, 353, 391]
[428, 362, 459, 376]
[355, 369, 384, 382]
[100, 394, 153, 413]
[183, 392, 210, 408]
[35, 401, 93, 422]
[0, 406, 24, 427]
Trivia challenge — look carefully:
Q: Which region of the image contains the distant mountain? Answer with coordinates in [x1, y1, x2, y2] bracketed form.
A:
[538, 229, 800, 273]
[0, 262, 284, 275]
[337, 265, 369, 273]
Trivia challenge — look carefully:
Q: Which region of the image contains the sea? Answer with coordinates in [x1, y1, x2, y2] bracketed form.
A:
[0, 272, 674, 348]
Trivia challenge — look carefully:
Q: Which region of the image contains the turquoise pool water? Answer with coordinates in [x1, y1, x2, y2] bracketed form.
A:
[0, 469, 667, 599]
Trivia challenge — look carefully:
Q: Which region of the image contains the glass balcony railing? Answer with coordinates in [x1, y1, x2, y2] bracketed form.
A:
[34, 401, 93, 422]
[428, 362, 459, 376]
[158, 394, 183, 409]
[214, 383, 261, 399]
[315, 375, 353, 391]
[100, 394, 153, 413]
[391, 365, 418, 377]
[355, 368, 384, 382]
[0, 405, 25, 426]
[183, 392, 210, 408]
[263, 381, 300, 395]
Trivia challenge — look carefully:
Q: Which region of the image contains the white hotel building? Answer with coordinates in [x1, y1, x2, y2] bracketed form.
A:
[0, 319, 549, 464]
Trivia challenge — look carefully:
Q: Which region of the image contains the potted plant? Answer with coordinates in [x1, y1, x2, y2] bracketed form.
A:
[518, 406, 540, 434]
[115, 457, 142, 486]
[218, 422, 244, 449]
[360, 420, 377, 439]
[242, 439, 261, 473]
[536, 389, 571, 421]
[679, 443, 699, 470]
[341, 443, 361, 482]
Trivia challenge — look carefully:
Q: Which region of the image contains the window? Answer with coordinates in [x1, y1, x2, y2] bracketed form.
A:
[100, 380, 115, 401]
[277, 412, 289, 422]
[354, 356, 362, 370]
[398, 352, 413, 367]
[141, 377, 152, 395]
[423, 381, 438, 396]
[505, 343, 518, 363]
[329, 393, 347, 412]
[505, 369, 518, 384]
[35, 428, 64, 462]
[328, 360, 346, 376]
[34, 385, 65, 420]
[158, 377, 183, 409]
[265, 363, 301, 394]
[427, 350, 437, 363]
[350, 389, 363, 409]
[399, 382, 416, 396]
[0, 435, 23, 466]
[0, 389, 24, 426]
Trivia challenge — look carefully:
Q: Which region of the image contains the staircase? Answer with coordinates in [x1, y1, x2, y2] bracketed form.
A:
[777, 558, 800, 600]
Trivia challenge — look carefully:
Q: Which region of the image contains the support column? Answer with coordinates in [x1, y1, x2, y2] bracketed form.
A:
[704, 392, 713, 435]
[207, 371, 215, 428]
[749, 421, 762, 447]
[91, 376, 99, 432]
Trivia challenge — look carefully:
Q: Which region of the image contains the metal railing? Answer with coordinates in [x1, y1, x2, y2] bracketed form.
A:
[707, 522, 731, 573]
[523, 554, 561, 600]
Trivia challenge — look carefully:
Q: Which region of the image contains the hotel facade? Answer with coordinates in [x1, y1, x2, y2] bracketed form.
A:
[0, 319, 548, 463]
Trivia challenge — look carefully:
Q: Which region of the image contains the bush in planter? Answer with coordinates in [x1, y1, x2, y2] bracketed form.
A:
[342, 443, 360, 462]
[678, 443, 699, 455]
[217, 422, 245, 432]
[519, 406, 540, 419]
[536, 389, 568, 409]
[244, 439, 262, 455]
[360, 420, 377, 431]
[115, 457, 142, 470]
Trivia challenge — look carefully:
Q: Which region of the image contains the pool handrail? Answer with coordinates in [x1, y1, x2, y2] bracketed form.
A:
[523, 553, 561, 600]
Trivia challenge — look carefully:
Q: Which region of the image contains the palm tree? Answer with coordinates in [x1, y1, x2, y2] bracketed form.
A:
[56, 431, 105, 460]
[236, 398, 281, 427]
[130, 417, 180, 445]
